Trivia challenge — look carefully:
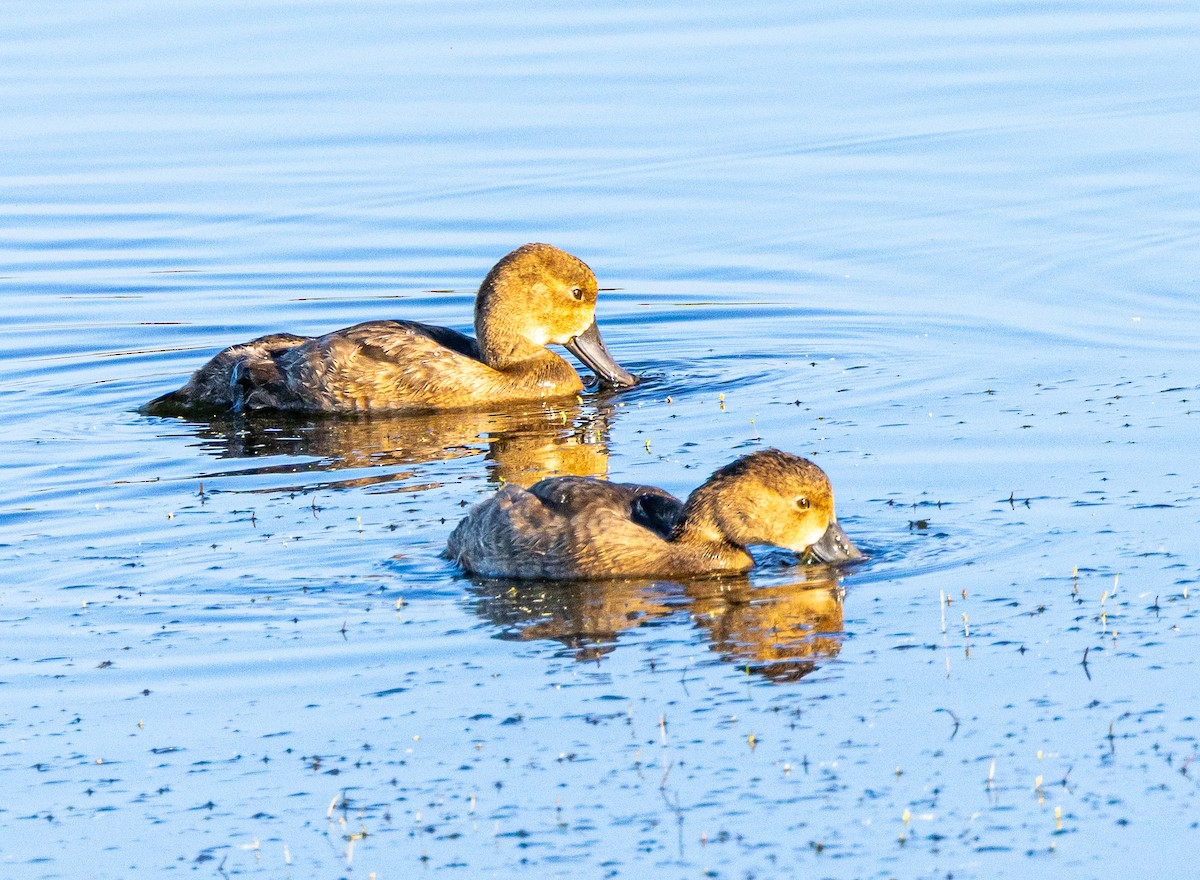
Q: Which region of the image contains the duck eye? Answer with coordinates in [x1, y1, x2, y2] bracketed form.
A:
[795, 497, 810, 510]
[569, 286, 584, 301]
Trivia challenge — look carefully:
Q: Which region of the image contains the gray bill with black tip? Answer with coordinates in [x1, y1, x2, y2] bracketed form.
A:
[807, 519, 865, 564]
[564, 320, 639, 388]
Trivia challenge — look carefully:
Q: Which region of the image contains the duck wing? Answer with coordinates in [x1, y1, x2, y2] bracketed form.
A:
[528, 477, 684, 539]
[630, 492, 685, 539]
[448, 477, 686, 579]
[346, 320, 480, 361]
[266, 320, 501, 412]
[150, 322, 490, 414]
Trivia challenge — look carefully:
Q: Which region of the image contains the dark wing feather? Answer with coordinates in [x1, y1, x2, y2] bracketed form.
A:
[529, 477, 683, 538]
[408, 323, 480, 360]
[338, 320, 480, 362]
[630, 492, 685, 539]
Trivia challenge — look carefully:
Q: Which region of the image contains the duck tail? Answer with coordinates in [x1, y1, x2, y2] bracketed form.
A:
[140, 387, 191, 416]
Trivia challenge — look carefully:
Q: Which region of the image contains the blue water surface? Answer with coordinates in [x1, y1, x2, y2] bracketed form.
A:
[2, 1, 1199, 877]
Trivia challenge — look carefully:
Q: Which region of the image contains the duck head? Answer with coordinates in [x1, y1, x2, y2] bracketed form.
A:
[475, 243, 638, 388]
[690, 448, 864, 564]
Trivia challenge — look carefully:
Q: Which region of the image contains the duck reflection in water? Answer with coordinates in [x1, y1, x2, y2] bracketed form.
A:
[166, 399, 619, 491]
[468, 568, 847, 683]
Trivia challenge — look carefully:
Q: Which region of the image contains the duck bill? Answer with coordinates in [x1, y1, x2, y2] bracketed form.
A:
[564, 320, 639, 389]
[806, 519, 865, 565]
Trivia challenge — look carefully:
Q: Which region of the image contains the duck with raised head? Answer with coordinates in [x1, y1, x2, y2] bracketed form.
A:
[446, 448, 864, 580]
[146, 243, 638, 415]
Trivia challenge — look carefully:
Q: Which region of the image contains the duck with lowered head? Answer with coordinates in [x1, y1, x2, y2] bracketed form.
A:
[146, 243, 638, 415]
[446, 448, 864, 580]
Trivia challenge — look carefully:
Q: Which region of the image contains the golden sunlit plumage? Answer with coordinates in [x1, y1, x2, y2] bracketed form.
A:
[447, 448, 863, 580]
[146, 243, 637, 415]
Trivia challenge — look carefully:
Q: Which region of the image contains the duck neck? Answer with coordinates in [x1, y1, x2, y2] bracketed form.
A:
[480, 340, 580, 397]
[475, 315, 542, 371]
[671, 487, 755, 573]
[473, 267, 542, 372]
[474, 291, 583, 394]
